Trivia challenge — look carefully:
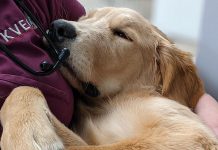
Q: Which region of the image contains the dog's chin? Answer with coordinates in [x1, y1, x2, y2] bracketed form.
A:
[62, 64, 101, 98]
[61, 63, 80, 88]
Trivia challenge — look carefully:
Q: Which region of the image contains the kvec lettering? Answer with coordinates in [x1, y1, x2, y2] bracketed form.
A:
[0, 19, 31, 42]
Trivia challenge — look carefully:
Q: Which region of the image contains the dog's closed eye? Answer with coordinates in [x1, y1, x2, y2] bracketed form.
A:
[113, 29, 133, 41]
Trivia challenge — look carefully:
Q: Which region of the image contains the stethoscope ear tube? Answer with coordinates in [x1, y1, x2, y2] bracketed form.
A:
[0, 0, 70, 76]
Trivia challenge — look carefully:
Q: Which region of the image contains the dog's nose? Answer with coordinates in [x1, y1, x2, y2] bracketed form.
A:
[48, 20, 77, 42]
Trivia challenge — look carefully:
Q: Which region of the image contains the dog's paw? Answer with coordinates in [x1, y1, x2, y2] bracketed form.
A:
[32, 131, 64, 150]
[1, 119, 64, 150]
[1, 108, 64, 150]
[30, 113, 64, 150]
[33, 139, 64, 150]
[0, 86, 64, 150]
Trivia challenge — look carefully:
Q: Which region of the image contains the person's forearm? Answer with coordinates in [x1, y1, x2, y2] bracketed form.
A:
[195, 93, 218, 136]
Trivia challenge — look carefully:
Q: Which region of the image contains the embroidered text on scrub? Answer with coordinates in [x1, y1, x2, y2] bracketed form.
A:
[0, 19, 31, 42]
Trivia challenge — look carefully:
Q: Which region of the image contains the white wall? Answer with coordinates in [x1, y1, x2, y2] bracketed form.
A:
[196, 0, 218, 99]
[79, 0, 111, 10]
[152, 0, 204, 43]
[79, 0, 152, 19]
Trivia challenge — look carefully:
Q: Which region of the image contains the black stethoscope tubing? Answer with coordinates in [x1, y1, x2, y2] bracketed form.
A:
[0, 0, 70, 76]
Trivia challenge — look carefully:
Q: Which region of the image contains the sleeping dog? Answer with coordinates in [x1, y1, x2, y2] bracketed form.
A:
[1, 7, 217, 150]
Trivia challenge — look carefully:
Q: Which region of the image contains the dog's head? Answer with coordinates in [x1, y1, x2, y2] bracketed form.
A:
[48, 7, 204, 108]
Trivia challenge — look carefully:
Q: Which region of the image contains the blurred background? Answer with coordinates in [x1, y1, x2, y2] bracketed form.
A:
[79, 0, 218, 99]
[80, 0, 204, 57]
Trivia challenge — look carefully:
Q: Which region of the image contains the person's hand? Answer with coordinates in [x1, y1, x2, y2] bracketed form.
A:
[195, 93, 218, 137]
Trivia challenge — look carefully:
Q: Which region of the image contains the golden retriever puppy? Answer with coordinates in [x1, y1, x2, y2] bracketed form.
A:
[1, 7, 218, 150]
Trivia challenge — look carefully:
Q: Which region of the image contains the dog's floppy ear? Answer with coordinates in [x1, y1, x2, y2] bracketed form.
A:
[155, 40, 204, 110]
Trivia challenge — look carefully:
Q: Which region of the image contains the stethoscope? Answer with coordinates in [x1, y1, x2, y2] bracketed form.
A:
[0, 0, 70, 76]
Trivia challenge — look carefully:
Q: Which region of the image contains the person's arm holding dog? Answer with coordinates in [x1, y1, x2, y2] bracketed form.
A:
[195, 93, 218, 137]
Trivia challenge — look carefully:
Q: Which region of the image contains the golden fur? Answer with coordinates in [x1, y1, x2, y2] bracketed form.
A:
[0, 7, 217, 150]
